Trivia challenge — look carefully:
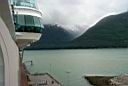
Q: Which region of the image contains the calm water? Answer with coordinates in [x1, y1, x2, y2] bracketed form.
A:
[23, 48, 128, 86]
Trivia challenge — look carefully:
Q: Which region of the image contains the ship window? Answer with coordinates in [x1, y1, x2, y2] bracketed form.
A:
[13, 0, 36, 8]
[0, 47, 4, 86]
[40, 19, 44, 28]
[25, 15, 34, 26]
[17, 15, 25, 25]
[14, 15, 43, 33]
[34, 17, 41, 27]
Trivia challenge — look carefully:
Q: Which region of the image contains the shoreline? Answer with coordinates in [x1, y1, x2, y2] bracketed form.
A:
[25, 47, 128, 51]
[85, 76, 115, 86]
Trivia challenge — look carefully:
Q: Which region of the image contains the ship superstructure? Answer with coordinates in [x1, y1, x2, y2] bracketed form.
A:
[0, 0, 43, 86]
[11, 0, 44, 49]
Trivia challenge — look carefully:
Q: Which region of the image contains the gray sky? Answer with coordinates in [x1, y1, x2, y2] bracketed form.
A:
[37, 0, 128, 29]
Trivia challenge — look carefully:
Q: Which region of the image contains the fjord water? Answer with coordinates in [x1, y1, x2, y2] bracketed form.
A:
[23, 48, 128, 86]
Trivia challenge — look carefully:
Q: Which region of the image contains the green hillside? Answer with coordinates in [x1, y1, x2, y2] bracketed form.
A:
[27, 24, 75, 49]
[28, 11, 128, 49]
[71, 11, 128, 48]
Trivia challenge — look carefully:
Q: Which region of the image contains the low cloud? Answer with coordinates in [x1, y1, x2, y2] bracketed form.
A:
[37, 0, 128, 28]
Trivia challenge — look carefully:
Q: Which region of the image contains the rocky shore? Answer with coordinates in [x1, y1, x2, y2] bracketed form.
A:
[85, 75, 128, 86]
[85, 76, 114, 86]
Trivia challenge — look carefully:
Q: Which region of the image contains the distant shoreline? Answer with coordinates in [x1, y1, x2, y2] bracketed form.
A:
[25, 47, 128, 50]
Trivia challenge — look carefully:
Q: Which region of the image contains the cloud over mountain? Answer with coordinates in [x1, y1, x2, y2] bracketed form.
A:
[37, 0, 128, 29]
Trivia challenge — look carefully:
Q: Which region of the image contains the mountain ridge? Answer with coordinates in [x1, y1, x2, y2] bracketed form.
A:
[70, 11, 128, 48]
[27, 11, 128, 49]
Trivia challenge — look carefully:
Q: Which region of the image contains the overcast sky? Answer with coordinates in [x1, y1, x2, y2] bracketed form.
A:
[37, 0, 128, 28]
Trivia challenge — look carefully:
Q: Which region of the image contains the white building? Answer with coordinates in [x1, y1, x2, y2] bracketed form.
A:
[28, 73, 63, 86]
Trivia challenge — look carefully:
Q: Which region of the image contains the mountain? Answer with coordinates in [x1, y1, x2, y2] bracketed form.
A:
[60, 25, 88, 38]
[27, 24, 75, 49]
[28, 11, 128, 49]
[70, 11, 128, 48]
